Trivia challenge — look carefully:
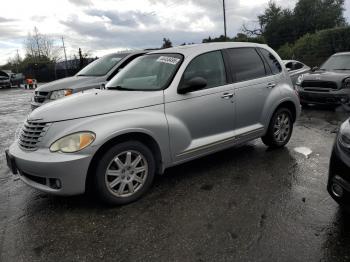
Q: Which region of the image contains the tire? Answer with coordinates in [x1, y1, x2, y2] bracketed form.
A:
[94, 141, 156, 205]
[262, 107, 293, 148]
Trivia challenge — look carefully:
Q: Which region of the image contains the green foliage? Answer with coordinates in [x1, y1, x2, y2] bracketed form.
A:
[202, 34, 265, 44]
[294, 0, 346, 37]
[277, 43, 294, 59]
[248, 0, 346, 49]
[277, 27, 350, 66]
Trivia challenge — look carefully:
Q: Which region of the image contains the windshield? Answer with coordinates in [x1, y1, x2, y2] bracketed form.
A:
[320, 54, 350, 70]
[77, 53, 129, 76]
[107, 53, 183, 91]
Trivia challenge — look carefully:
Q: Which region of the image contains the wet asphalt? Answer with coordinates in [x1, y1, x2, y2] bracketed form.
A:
[1, 88, 350, 262]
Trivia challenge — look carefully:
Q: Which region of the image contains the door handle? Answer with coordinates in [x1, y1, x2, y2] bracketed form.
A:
[221, 93, 234, 99]
[267, 83, 276, 89]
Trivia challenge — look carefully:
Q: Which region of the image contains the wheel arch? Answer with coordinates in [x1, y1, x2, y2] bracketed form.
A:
[85, 131, 164, 193]
[271, 100, 298, 123]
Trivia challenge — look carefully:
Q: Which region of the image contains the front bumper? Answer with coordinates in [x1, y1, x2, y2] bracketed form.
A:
[31, 100, 50, 110]
[327, 141, 350, 203]
[0, 82, 11, 88]
[297, 89, 350, 105]
[7, 142, 93, 195]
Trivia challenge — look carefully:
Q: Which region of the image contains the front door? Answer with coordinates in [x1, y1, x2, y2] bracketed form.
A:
[165, 50, 236, 163]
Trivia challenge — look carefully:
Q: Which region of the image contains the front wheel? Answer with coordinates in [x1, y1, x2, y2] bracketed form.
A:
[94, 141, 156, 205]
[262, 108, 293, 148]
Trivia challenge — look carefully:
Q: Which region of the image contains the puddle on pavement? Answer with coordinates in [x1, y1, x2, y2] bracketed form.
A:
[294, 147, 313, 158]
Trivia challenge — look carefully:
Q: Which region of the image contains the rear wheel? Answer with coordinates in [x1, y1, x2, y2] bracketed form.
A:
[262, 108, 293, 148]
[94, 141, 156, 205]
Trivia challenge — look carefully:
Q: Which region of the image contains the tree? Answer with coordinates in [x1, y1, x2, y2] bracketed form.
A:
[24, 27, 61, 63]
[202, 34, 265, 44]
[242, 0, 346, 49]
[161, 38, 172, 48]
[294, 0, 346, 37]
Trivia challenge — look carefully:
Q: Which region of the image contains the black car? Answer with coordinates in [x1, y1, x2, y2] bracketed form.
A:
[328, 118, 350, 206]
[296, 52, 350, 107]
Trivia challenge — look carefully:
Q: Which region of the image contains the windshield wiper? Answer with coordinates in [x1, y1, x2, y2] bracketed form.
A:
[107, 86, 136, 91]
[333, 68, 350, 70]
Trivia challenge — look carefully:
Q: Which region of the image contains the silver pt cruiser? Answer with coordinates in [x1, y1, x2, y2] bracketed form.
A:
[6, 42, 300, 205]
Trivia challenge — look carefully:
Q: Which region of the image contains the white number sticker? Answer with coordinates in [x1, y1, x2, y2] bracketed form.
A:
[156, 56, 180, 65]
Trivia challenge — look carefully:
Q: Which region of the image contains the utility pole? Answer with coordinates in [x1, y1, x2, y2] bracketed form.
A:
[15, 49, 19, 73]
[223, 0, 227, 40]
[61, 36, 68, 77]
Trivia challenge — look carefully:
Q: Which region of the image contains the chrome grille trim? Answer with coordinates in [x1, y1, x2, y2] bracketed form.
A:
[18, 121, 50, 151]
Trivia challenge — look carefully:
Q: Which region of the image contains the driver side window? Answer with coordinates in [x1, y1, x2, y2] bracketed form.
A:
[181, 51, 226, 90]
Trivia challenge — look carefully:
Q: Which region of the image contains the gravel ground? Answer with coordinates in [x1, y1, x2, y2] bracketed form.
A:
[1, 88, 350, 262]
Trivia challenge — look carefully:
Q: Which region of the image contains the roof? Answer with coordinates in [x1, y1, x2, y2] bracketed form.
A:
[334, 52, 350, 56]
[150, 42, 269, 58]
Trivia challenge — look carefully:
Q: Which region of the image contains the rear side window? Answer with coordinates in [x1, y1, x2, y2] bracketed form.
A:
[285, 62, 293, 71]
[226, 48, 266, 82]
[181, 51, 226, 90]
[259, 48, 282, 74]
[294, 62, 303, 70]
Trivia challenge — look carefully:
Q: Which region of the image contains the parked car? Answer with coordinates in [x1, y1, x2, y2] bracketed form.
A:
[283, 60, 310, 85]
[328, 118, 350, 207]
[0, 70, 11, 89]
[6, 42, 300, 205]
[11, 73, 25, 87]
[31, 50, 147, 110]
[295, 52, 350, 107]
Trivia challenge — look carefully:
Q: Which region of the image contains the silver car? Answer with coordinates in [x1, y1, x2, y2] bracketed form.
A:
[31, 50, 146, 110]
[283, 60, 310, 85]
[6, 42, 300, 205]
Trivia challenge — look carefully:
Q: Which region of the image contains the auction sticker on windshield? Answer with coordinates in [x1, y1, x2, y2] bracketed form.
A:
[156, 56, 180, 65]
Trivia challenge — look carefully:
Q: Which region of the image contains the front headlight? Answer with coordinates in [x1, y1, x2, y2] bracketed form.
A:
[50, 89, 73, 100]
[338, 121, 350, 151]
[50, 132, 95, 153]
[343, 78, 350, 88]
[296, 74, 304, 86]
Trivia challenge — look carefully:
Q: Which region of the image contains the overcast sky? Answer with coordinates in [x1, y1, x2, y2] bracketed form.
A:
[0, 0, 349, 65]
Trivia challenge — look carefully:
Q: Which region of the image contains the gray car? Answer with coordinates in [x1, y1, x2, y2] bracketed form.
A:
[283, 60, 310, 85]
[0, 70, 11, 88]
[31, 50, 146, 110]
[296, 52, 350, 107]
[6, 42, 300, 205]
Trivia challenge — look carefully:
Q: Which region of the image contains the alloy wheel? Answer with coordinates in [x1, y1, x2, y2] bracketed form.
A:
[273, 113, 291, 143]
[105, 150, 148, 198]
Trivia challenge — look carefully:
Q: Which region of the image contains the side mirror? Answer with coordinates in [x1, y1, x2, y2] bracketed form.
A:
[311, 66, 319, 72]
[286, 68, 291, 72]
[99, 83, 106, 89]
[178, 77, 207, 94]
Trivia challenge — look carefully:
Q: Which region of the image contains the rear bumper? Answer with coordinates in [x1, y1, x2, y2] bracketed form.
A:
[7, 142, 93, 195]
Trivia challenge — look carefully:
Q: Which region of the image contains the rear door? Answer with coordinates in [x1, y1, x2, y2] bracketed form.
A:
[224, 47, 282, 139]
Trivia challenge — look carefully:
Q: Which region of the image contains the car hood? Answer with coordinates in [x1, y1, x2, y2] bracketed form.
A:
[303, 70, 350, 83]
[35, 75, 100, 92]
[28, 89, 164, 122]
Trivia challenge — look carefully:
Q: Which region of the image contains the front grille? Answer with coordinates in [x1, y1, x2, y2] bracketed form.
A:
[34, 91, 49, 103]
[301, 80, 338, 89]
[18, 121, 50, 150]
[21, 172, 47, 185]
